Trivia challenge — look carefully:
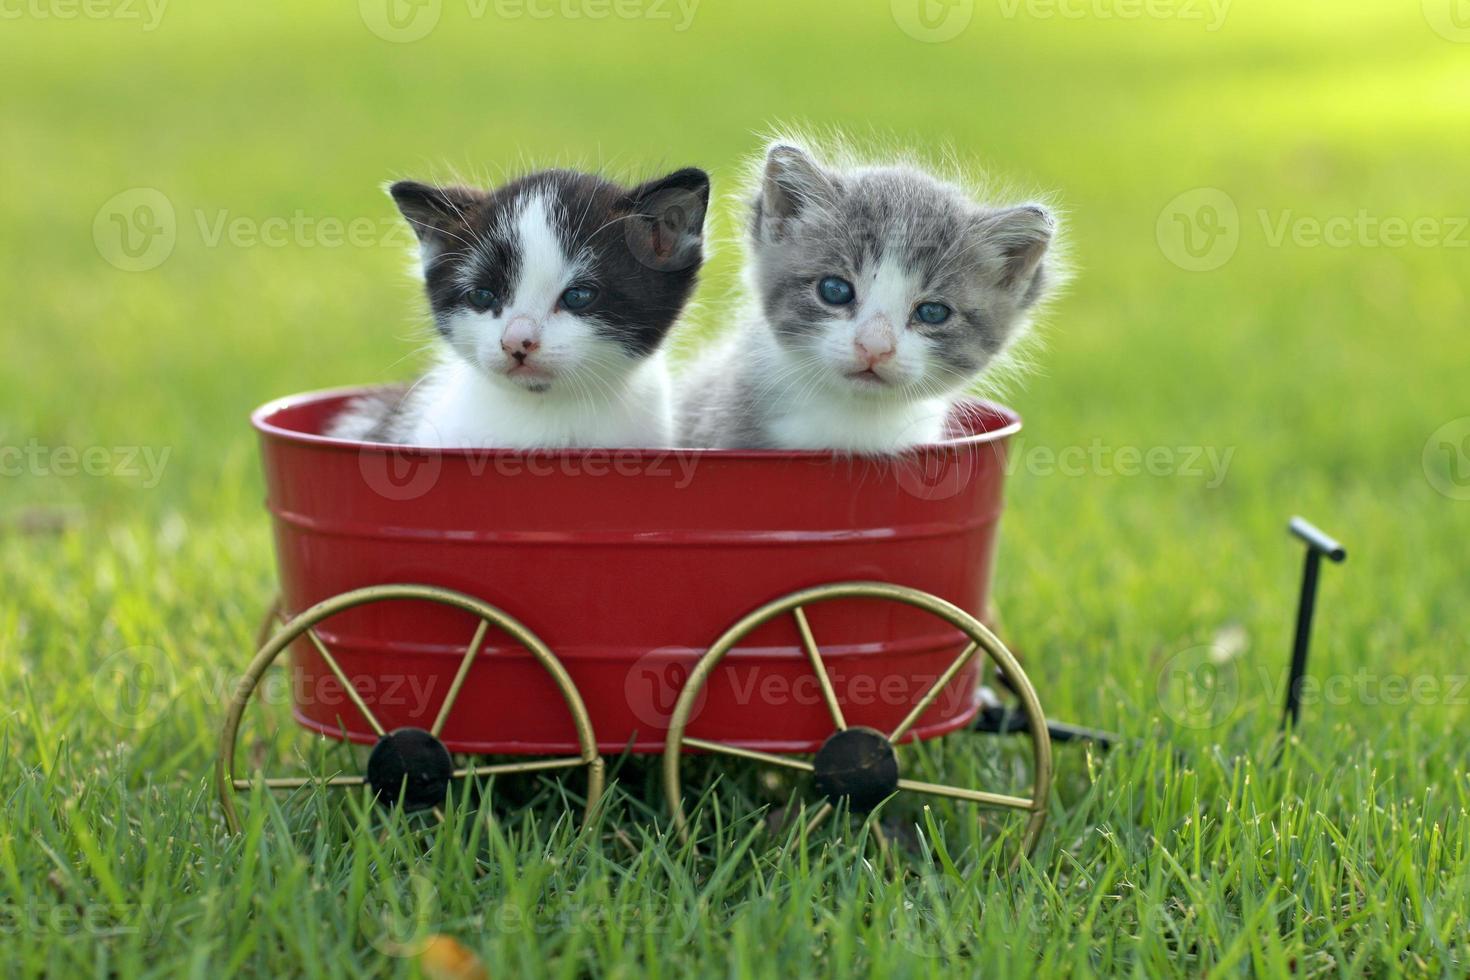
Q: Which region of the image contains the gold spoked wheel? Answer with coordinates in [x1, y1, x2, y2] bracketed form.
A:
[662, 581, 1052, 865]
[217, 584, 604, 835]
[255, 594, 285, 653]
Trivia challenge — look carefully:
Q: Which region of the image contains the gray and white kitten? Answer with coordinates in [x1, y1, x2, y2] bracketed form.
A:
[678, 141, 1058, 452]
[331, 167, 709, 448]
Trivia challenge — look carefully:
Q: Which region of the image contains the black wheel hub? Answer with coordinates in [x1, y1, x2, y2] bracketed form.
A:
[811, 726, 899, 811]
[366, 728, 454, 811]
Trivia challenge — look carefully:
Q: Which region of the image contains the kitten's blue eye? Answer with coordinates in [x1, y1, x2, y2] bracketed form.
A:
[915, 302, 951, 325]
[560, 285, 598, 311]
[817, 276, 855, 306]
[466, 288, 497, 312]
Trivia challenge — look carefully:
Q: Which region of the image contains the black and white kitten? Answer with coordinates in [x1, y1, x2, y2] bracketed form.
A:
[331, 167, 709, 447]
[678, 141, 1058, 451]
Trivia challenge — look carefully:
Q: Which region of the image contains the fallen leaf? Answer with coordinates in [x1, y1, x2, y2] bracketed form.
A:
[419, 934, 489, 980]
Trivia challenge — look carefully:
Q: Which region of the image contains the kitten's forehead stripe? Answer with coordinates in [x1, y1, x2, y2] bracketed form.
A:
[863, 259, 920, 319]
[510, 191, 578, 313]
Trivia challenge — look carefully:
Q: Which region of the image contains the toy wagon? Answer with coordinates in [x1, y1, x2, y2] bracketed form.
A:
[216, 386, 1055, 860]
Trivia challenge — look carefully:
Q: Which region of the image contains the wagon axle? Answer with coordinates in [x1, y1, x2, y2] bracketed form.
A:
[365, 727, 455, 812]
[811, 726, 901, 812]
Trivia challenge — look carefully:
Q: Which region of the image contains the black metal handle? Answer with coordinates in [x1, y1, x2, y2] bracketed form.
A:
[1288, 517, 1347, 563]
[972, 515, 1348, 751]
[1282, 516, 1347, 732]
[971, 704, 1119, 749]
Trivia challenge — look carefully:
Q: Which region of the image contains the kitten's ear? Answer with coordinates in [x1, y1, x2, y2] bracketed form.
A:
[978, 204, 1055, 302]
[760, 144, 835, 227]
[626, 167, 709, 271]
[388, 180, 482, 248]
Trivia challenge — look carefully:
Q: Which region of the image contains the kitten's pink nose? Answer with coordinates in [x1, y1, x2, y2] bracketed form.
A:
[853, 320, 896, 368]
[501, 317, 542, 361]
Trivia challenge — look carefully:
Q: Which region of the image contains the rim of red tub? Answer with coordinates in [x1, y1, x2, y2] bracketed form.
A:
[251, 385, 1022, 457]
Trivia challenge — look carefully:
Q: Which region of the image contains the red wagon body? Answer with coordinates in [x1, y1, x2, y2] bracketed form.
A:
[254, 387, 1021, 756]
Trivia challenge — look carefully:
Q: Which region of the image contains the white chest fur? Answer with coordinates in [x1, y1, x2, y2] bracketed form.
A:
[408, 354, 673, 449]
[765, 390, 949, 452]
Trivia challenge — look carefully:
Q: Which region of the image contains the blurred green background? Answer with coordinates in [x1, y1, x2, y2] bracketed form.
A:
[2, 0, 1469, 973]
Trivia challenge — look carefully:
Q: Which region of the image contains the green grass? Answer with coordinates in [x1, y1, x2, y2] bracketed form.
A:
[3, 0, 1470, 975]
